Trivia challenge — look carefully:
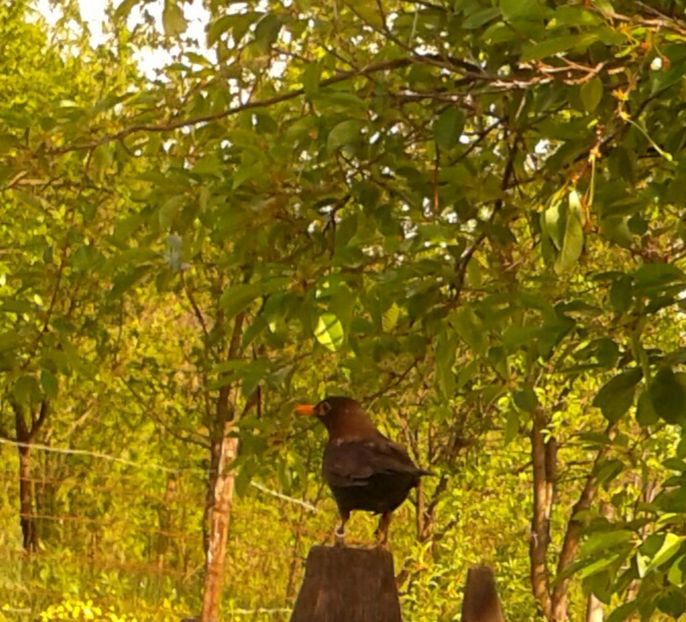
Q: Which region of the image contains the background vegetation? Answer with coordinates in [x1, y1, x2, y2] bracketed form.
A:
[2, 0, 686, 620]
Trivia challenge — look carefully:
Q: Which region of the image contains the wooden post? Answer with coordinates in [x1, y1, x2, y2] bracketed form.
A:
[461, 565, 506, 622]
[291, 546, 402, 622]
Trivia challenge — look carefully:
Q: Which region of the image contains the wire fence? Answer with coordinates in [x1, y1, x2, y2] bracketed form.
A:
[0, 437, 325, 622]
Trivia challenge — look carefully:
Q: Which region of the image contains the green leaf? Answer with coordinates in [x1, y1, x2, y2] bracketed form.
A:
[594, 0, 615, 16]
[657, 588, 686, 618]
[40, 369, 58, 399]
[114, 0, 138, 21]
[645, 534, 685, 574]
[522, 33, 600, 61]
[504, 409, 519, 445]
[13, 375, 41, 405]
[254, 14, 281, 52]
[668, 555, 686, 587]
[554, 6, 603, 27]
[463, 7, 500, 29]
[636, 390, 659, 427]
[577, 553, 621, 579]
[466, 258, 482, 288]
[435, 329, 458, 399]
[162, 0, 187, 37]
[111, 265, 151, 298]
[158, 196, 184, 230]
[606, 600, 639, 622]
[314, 313, 344, 351]
[601, 216, 633, 248]
[554, 189, 584, 273]
[513, 385, 538, 412]
[302, 63, 321, 98]
[647, 368, 686, 425]
[382, 303, 400, 332]
[451, 307, 484, 353]
[609, 275, 632, 313]
[207, 15, 233, 46]
[240, 360, 269, 397]
[634, 263, 685, 288]
[592, 368, 642, 423]
[500, 0, 542, 21]
[542, 197, 564, 250]
[595, 458, 624, 487]
[433, 108, 465, 150]
[219, 279, 287, 320]
[580, 77, 603, 112]
[581, 530, 634, 556]
[327, 120, 363, 151]
[0, 300, 34, 314]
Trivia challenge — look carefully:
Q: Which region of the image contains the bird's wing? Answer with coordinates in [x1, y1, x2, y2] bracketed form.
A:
[323, 437, 422, 488]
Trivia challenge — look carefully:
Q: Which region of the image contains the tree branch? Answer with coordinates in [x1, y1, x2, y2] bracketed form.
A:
[47, 57, 423, 155]
[551, 426, 613, 619]
[530, 409, 553, 620]
[30, 400, 49, 438]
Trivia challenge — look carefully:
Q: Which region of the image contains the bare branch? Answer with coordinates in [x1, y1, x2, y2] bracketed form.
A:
[551, 426, 613, 619]
[530, 410, 553, 620]
[30, 400, 49, 437]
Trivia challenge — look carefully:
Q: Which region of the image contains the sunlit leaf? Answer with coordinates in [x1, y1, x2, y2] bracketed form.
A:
[645, 534, 686, 574]
[555, 189, 584, 273]
[162, 0, 187, 37]
[382, 303, 400, 332]
[314, 313, 344, 351]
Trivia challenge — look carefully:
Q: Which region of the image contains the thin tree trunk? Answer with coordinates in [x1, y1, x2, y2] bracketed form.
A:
[200, 429, 239, 622]
[199, 310, 255, 622]
[13, 401, 48, 553]
[530, 413, 553, 620]
[17, 444, 36, 551]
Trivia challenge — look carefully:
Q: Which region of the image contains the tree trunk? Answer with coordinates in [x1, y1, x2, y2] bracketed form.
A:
[17, 444, 37, 552]
[199, 311, 250, 621]
[200, 430, 238, 622]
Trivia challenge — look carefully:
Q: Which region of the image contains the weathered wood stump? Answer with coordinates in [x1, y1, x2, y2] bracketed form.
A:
[461, 565, 506, 622]
[291, 546, 402, 622]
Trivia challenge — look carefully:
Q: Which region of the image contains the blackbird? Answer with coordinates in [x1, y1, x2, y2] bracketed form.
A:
[296, 396, 430, 546]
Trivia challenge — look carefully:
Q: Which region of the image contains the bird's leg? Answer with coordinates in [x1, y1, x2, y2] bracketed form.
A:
[334, 510, 350, 547]
[375, 512, 392, 548]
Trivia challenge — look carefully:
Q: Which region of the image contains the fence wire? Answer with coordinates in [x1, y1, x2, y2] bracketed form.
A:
[0, 438, 325, 622]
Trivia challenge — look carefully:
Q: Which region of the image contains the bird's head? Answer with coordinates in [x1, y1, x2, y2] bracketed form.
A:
[295, 396, 377, 440]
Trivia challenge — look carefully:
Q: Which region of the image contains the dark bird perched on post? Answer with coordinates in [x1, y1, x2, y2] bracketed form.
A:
[296, 396, 431, 546]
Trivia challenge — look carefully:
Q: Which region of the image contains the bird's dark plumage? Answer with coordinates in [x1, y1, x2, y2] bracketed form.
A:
[297, 396, 430, 545]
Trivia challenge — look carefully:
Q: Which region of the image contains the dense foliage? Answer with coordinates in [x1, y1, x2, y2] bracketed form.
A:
[2, 0, 686, 620]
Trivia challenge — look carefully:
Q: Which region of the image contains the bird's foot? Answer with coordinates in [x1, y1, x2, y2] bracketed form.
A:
[374, 512, 391, 549]
[374, 533, 389, 550]
[334, 527, 346, 547]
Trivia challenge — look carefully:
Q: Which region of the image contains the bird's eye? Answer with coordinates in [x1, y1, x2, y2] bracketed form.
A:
[319, 401, 332, 415]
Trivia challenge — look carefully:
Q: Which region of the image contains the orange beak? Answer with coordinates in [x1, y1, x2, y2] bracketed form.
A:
[295, 403, 316, 416]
